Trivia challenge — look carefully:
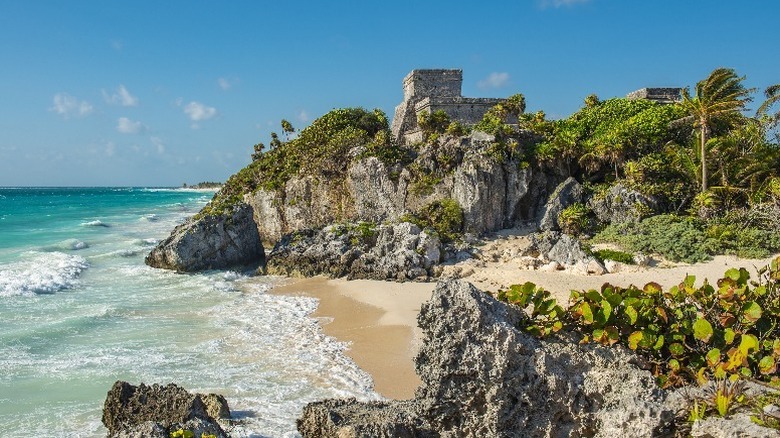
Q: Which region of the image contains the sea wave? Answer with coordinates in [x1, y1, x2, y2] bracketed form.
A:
[140, 214, 159, 222]
[80, 220, 110, 228]
[0, 252, 89, 297]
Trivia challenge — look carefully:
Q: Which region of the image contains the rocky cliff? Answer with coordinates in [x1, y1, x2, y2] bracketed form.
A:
[147, 113, 561, 274]
[297, 280, 676, 437]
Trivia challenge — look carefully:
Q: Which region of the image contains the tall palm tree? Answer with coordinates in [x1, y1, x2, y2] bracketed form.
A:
[758, 84, 780, 128]
[675, 68, 753, 192]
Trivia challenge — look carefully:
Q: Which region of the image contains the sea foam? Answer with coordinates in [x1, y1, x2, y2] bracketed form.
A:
[81, 220, 110, 228]
[0, 252, 89, 297]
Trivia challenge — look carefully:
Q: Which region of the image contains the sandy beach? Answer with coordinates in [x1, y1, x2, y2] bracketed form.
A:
[274, 231, 778, 401]
[273, 277, 434, 400]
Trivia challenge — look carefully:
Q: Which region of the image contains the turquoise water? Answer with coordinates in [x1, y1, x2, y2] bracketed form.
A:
[0, 188, 376, 437]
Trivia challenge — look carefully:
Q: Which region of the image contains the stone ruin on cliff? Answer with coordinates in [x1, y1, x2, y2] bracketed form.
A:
[391, 69, 682, 145]
[391, 69, 505, 145]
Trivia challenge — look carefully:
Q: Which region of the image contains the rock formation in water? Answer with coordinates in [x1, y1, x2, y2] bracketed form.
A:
[102, 381, 230, 438]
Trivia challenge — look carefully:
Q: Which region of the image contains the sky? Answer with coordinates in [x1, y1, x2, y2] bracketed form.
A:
[0, 0, 778, 186]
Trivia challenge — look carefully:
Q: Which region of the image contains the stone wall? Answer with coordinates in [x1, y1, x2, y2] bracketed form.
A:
[391, 69, 506, 144]
[626, 87, 682, 104]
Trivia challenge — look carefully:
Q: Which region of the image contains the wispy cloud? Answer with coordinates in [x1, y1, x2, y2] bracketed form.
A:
[116, 117, 144, 134]
[477, 72, 510, 90]
[183, 101, 217, 123]
[217, 77, 238, 90]
[150, 136, 166, 154]
[103, 85, 138, 107]
[110, 39, 123, 51]
[50, 93, 93, 118]
[539, 0, 591, 9]
[297, 110, 310, 123]
[104, 141, 116, 157]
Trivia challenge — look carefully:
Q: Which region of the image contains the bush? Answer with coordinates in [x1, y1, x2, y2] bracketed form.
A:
[498, 257, 780, 388]
[592, 248, 635, 265]
[558, 202, 591, 235]
[594, 214, 718, 263]
[705, 205, 780, 258]
[402, 198, 464, 243]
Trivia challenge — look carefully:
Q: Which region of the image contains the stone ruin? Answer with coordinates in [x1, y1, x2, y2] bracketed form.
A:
[391, 69, 505, 145]
[390, 69, 683, 145]
[626, 87, 683, 104]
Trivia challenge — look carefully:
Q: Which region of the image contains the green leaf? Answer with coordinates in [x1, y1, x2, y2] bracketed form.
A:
[668, 358, 681, 372]
[760, 356, 777, 374]
[724, 328, 736, 345]
[628, 331, 643, 350]
[741, 301, 762, 323]
[653, 335, 665, 351]
[597, 299, 612, 324]
[738, 334, 759, 353]
[580, 302, 594, 324]
[725, 268, 741, 281]
[683, 275, 696, 288]
[625, 305, 638, 325]
[585, 290, 601, 302]
[706, 348, 721, 367]
[693, 318, 714, 343]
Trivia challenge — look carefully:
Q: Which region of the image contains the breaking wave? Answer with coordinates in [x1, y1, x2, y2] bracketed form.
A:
[0, 252, 90, 297]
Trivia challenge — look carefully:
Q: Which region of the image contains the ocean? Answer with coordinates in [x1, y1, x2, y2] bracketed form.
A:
[0, 187, 377, 437]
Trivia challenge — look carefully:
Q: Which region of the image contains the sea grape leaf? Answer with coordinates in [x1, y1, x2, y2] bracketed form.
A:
[693, 318, 714, 343]
[741, 301, 762, 323]
[760, 356, 777, 374]
[706, 348, 721, 367]
[628, 331, 643, 350]
[625, 306, 638, 325]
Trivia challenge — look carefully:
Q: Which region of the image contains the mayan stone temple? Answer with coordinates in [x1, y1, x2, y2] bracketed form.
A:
[391, 69, 505, 144]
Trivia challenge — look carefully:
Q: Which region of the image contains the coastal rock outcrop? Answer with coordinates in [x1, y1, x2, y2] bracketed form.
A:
[524, 231, 606, 274]
[589, 183, 657, 225]
[266, 222, 444, 281]
[102, 381, 230, 438]
[145, 202, 264, 272]
[536, 176, 584, 231]
[297, 280, 675, 437]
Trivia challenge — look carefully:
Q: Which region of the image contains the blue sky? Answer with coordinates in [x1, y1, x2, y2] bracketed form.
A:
[0, 0, 778, 186]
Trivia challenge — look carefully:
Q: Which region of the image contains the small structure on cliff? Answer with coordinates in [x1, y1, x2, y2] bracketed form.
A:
[626, 87, 683, 104]
[391, 69, 505, 144]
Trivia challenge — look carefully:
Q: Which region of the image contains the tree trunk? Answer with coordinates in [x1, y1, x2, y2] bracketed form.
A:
[700, 121, 709, 192]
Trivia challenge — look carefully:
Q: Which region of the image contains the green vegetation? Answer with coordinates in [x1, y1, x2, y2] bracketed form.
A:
[200, 107, 411, 217]
[401, 198, 464, 243]
[557, 202, 591, 235]
[498, 257, 780, 389]
[592, 248, 635, 265]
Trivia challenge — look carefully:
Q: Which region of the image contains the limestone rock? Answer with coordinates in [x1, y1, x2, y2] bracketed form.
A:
[536, 176, 583, 231]
[589, 183, 656, 225]
[297, 399, 435, 438]
[102, 381, 228, 438]
[526, 232, 603, 271]
[145, 202, 264, 272]
[266, 222, 443, 281]
[690, 414, 780, 437]
[297, 280, 675, 437]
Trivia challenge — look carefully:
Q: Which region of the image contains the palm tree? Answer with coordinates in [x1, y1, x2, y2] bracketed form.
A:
[757, 84, 780, 128]
[675, 68, 753, 192]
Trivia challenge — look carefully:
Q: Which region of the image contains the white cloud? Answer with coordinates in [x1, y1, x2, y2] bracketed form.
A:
[151, 136, 165, 154]
[103, 85, 138, 106]
[50, 93, 93, 118]
[183, 101, 217, 122]
[539, 0, 590, 8]
[110, 39, 123, 51]
[217, 77, 239, 90]
[297, 110, 310, 123]
[477, 72, 510, 90]
[116, 117, 143, 134]
[104, 141, 116, 156]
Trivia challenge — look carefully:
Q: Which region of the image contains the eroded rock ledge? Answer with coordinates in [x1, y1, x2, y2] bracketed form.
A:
[145, 202, 264, 272]
[102, 381, 230, 438]
[297, 280, 676, 437]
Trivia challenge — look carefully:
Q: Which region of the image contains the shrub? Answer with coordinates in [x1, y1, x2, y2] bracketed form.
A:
[593, 214, 718, 263]
[498, 257, 780, 388]
[558, 202, 591, 235]
[402, 198, 464, 243]
[592, 248, 635, 265]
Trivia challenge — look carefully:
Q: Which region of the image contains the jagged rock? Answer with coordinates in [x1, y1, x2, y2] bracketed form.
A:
[634, 252, 651, 267]
[589, 183, 657, 225]
[604, 259, 621, 273]
[690, 414, 780, 437]
[526, 232, 604, 273]
[297, 399, 435, 438]
[298, 280, 675, 437]
[145, 202, 264, 272]
[102, 381, 229, 438]
[266, 222, 443, 281]
[536, 176, 583, 231]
